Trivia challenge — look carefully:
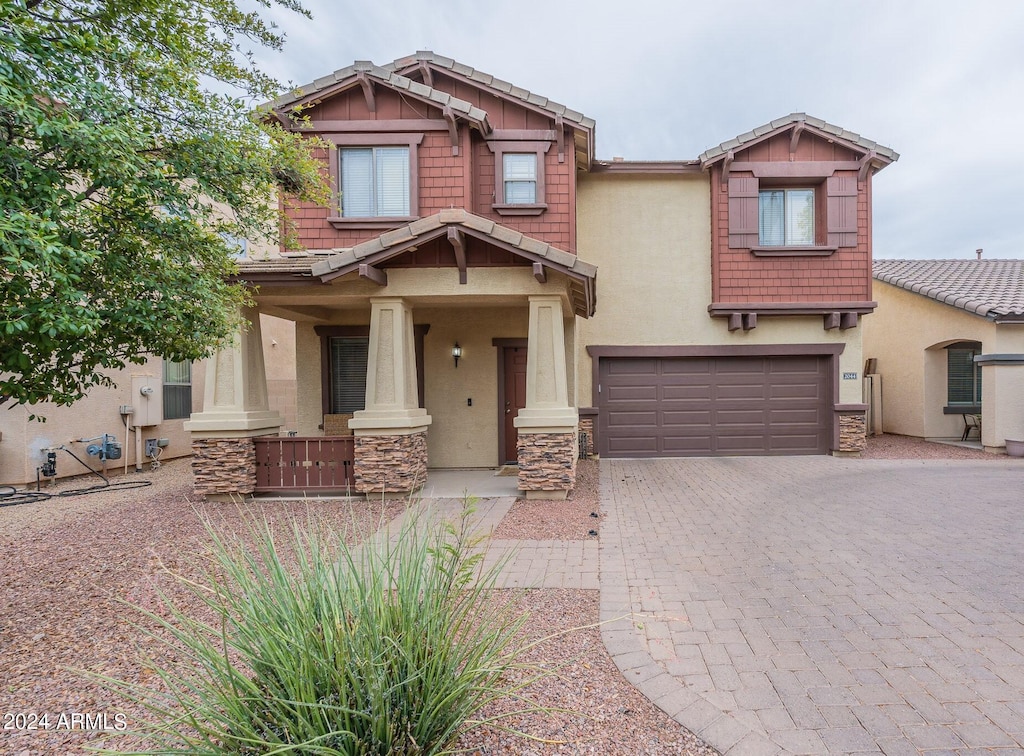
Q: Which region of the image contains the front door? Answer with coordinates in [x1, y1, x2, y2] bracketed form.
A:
[502, 346, 528, 464]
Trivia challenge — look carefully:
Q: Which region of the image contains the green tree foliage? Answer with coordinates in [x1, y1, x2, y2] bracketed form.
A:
[0, 0, 325, 408]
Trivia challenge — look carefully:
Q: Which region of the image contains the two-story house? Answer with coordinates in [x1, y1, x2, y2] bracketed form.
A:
[183, 52, 897, 500]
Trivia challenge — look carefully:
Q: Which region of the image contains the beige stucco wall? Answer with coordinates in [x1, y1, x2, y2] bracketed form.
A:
[0, 314, 296, 486]
[575, 173, 864, 407]
[293, 305, 531, 468]
[261, 315, 298, 431]
[421, 306, 530, 467]
[0, 354, 199, 486]
[863, 281, 1024, 446]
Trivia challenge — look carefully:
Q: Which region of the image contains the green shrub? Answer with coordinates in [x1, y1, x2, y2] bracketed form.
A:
[101, 501, 535, 754]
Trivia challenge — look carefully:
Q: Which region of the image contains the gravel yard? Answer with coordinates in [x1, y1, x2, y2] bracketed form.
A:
[0, 434, 995, 754]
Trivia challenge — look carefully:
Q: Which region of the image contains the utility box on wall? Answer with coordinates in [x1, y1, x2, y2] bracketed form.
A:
[130, 374, 163, 428]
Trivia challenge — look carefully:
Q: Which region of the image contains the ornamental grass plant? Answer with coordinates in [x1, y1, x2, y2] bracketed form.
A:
[99, 500, 538, 755]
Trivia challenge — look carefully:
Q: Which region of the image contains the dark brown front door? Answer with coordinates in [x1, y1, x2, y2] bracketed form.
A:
[502, 346, 528, 464]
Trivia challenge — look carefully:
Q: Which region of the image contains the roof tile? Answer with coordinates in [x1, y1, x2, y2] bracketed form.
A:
[700, 112, 899, 166]
[873, 259, 1024, 321]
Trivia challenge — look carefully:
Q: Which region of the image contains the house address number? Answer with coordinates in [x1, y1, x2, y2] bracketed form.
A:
[843, 372, 858, 380]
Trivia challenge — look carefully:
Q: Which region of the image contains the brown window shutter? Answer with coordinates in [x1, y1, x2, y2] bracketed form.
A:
[728, 177, 759, 248]
[826, 175, 858, 247]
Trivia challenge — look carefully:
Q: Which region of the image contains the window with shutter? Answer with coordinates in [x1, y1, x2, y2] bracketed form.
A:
[758, 188, 814, 246]
[826, 175, 858, 247]
[945, 342, 982, 409]
[727, 177, 759, 248]
[329, 337, 369, 414]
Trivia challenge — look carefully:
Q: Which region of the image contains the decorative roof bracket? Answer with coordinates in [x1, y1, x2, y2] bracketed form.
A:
[858, 150, 878, 181]
[533, 262, 546, 283]
[448, 226, 467, 284]
[355, 71, 375, 113]
[789, 122, 805, 155]
[721, 150, 734, 184]
[358, 263, 387, 286]
[418, 60, 434, 87]
[443, 106, 459, 156]
[555, 114, 565, 164]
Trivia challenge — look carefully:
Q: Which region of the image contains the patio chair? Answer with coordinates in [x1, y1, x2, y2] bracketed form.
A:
[961, 413, 982, 442]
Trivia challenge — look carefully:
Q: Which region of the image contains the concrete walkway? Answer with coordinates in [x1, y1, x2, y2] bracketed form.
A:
[600, 456, 1024, 755]
[387, 495, 598, 590]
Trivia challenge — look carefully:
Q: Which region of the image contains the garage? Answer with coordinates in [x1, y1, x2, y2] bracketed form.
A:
[596, 353, 832, 457]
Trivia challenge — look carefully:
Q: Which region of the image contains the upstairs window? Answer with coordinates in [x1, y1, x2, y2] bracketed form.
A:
[488, 140, 550, 216]
[503, 153, 537, 204]
[163, 359, 192, 420]
[759, 188, 814, 246]
[946, 341, 982, 408]
[340, 146, 410, 218]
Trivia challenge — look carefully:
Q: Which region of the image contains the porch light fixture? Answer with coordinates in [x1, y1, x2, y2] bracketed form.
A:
[452, 342, 462, 368]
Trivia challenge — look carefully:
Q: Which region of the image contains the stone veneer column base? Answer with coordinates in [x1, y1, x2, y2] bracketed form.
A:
[517, 432, 577, 499]
[354, 431, 428, 495]
[192, 438, 257, 499]
[577, 417, 595, 457]
[836, 413, 867, 454]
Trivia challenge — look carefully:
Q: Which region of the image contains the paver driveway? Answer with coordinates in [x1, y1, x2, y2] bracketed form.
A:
[600, 456, 1024, 755]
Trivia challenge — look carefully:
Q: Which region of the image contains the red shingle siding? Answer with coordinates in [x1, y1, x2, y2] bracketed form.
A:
[283, 76, 574, 253]
[710, 132, 873, 304]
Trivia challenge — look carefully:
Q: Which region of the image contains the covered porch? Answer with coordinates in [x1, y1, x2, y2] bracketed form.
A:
[184, 210, 597, 500]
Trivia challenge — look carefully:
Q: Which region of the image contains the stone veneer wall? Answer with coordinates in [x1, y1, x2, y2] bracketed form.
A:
[517, 432, 577, 492]
[838, 413, 867, 452]
[192, 438, 256, 497]
[578, 417, 595, 457]
[354, 431, 428, 493]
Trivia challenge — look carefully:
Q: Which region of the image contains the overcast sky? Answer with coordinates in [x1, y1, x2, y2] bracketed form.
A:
[251, 0, 1024, 260]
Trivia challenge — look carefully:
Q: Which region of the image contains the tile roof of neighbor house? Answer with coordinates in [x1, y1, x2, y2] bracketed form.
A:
[699, 113, 900, 165]
[873, 259, 1024, 322]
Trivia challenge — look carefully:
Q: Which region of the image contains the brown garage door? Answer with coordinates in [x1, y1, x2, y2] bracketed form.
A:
[598, 355, 831, 457]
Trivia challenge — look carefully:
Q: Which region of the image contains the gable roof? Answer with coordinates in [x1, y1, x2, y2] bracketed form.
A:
[699, 113, 899, 168]
[383, 52, 596, 131]
[267, 61, 491, 133]
[268, 52, 595, 168]
[290, 209, 597, 317]
[873, 259, 1024, 323]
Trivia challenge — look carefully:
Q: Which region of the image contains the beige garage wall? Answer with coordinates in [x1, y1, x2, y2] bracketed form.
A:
[575, 172, 864, 407]
[863, 282, 996, 439]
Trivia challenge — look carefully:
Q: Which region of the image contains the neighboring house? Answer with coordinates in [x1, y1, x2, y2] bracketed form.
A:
[182, 52, 898, 500]
[0, 315, 296, 487]
[864, 259, 1024, 451]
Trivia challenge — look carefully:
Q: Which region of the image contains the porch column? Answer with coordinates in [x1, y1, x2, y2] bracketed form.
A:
[184, 307, 282, 499]
[976, 354, 1024, 453]
[514, 295, 578, 499]
[348, 297, 432, 494]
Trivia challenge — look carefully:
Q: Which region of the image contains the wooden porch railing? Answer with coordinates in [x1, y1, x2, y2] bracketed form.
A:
[253, 436, 355, 493]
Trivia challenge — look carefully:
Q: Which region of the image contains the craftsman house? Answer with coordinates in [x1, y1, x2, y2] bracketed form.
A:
[183, 52, 898, 499]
